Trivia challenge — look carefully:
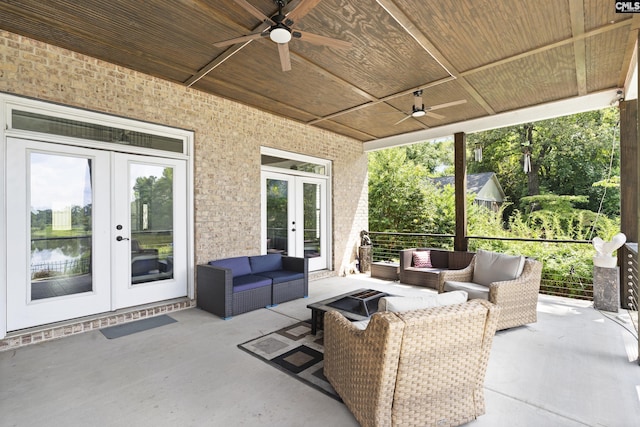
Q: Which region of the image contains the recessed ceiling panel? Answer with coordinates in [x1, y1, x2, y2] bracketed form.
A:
[399, 0, 572, 72]
[289, 0, 451, 98]
[466, 45, 578, 113]
[329, 102, 428, 139]
[194, 77, 318, 123]
[202, 40, 371, 117]
[586, 27, 632, 91]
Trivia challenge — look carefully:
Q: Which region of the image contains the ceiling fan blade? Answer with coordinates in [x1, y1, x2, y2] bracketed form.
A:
[425, 111, 445, 120]
[286, 0, 323, 23]
[233, 0, 273, 23]
[428, 99, 467, 111]
[213, 32, 264, 48]
[278, 43, 292, 71]
[394, 115, 412, 125]
[296, 30, 351, 49]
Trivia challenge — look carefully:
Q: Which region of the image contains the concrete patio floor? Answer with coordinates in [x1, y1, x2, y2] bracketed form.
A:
[1, 274, 639, 427]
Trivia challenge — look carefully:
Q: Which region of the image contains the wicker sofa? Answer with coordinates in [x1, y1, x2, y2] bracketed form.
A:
[439, 250, 543, 330]
[399, 248, 475, 290]
[324, 299, 500, 427]
[196, 254, 308, 319]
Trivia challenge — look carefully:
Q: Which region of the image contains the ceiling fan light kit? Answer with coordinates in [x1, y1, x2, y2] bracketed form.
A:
[393, 89, 466, 125]
[212, 0, 351, 71]
[411, 108, 426, 118]
[269, 27, 291, 43]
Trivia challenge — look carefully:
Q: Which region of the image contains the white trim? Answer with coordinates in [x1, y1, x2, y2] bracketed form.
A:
[624, 39, 638, 102]
[260, 147, 332, 271]
[4, 96, 192, 155]
[261, 146, 332, 177]
[0, 100, 6, 339]
[363, 89, 622, 152]
[0, 93, 195, 338]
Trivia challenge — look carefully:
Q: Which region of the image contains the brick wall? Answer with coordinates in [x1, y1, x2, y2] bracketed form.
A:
[0, 30, 369, 349]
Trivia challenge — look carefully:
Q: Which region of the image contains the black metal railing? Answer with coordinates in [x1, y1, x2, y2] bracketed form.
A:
[31, 258, 91, 279]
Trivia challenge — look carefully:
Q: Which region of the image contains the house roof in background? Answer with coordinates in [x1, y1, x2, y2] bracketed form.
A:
[432, 172, 506, 202]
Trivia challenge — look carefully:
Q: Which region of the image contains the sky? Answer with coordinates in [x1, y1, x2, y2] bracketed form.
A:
[30, 152, 167, 211]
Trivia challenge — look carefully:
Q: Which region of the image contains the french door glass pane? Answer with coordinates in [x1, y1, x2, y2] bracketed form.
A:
[129, 164, 174, 284]
[30, 153, 93, 300]
[266, 179, 288, 255]
[303, 183, 321, 258]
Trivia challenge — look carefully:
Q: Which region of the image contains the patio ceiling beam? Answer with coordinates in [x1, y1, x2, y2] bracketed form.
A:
[620, 16, 640, 92]
[569, 0, 587, 96]
[459, 20, 631, 79]
[306, 76, 455, 125]
[375, 0, 495, 115]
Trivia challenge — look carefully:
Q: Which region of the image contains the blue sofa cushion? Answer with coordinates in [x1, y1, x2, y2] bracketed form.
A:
[257, 270, 304, 284]
[233, 274, 272, 292]
[249, 254, 283, 274]
[209, 256, 251, 278]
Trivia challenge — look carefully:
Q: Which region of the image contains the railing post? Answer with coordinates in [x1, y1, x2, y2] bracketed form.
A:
[454, 132, 468, 251]
[620, 99, 638, 310]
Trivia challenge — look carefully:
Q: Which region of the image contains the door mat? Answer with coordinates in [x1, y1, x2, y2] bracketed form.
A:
[100, 315, 177, 339]
[238, 320, 341, 402]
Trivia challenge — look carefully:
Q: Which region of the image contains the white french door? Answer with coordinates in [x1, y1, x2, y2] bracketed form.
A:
[112, 153, 187, 309]
[6, 138, 187, 331]
[262, 171, 328, 271]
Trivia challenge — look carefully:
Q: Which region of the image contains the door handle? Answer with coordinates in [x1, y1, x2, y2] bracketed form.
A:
[116, 236, 130, 241]
[291, 228, 296, 232]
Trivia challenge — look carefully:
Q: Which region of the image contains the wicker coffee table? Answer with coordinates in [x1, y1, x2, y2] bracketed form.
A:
[306, 288, 389, 334]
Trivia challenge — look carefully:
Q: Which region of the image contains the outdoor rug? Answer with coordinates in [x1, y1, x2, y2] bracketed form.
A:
[100, 314, 177, 339]
[238, 320, 341, 402]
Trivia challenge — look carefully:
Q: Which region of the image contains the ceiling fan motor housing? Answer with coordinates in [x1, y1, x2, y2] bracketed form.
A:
[411, 105, 426, 117]
[269, 1, 293, 43]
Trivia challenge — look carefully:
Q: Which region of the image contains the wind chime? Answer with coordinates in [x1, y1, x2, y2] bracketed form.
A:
[474, 143, 483, 162]
[523, 148, 532, 174]
[473, 140, 532, 174]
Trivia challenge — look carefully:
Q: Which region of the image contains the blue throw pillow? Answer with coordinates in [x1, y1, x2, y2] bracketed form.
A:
[249, 254, 283, 274]
[209, 256, 252, 277]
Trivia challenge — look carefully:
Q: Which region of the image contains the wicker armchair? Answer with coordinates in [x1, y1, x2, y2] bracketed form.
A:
[324, 300, 500, 427]
[439, 254, 543, 330]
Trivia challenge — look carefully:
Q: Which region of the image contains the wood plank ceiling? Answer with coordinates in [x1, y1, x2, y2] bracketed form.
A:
[0, 0, 637, 142]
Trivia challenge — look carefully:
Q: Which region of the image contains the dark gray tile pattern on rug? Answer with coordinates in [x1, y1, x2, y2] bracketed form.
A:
[238, 320, 340, 401]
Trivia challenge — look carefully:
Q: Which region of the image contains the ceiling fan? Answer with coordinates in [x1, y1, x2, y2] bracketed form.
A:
[394, 90, 467, 125]
[213, 0, 351, 71]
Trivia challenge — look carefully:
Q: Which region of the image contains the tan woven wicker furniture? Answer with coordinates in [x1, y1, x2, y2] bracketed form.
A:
[324, 299, 500, 427]
[439, 250, 543, 330]
[399, 248, 475, 290]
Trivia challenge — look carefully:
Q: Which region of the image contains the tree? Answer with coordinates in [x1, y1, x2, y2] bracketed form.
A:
[467, 108, 620, 217]
[132, 168, 173, 231]
[404, 138, 454, 176]
[368, 148, 429, 232]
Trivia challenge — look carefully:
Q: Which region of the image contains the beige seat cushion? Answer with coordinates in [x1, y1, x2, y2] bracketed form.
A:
[473, 249, 525, 286]
[378, 290, 468, 312]
[350, 291, 469, 330]
[444, 280, 489, 300]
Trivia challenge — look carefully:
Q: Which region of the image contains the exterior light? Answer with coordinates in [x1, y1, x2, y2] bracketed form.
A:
[270, 27, 292, 43]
